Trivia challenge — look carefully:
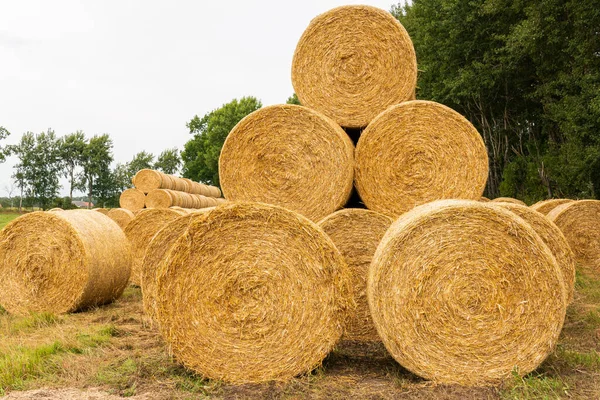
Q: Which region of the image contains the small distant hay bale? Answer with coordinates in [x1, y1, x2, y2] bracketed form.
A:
[219, 105, 354, 222]
[48, 208, 63, 212]
[479, 196, 490, 202]
[123, 208, 186, 286]
[547, 200, 600, 275]
[368, 200, 566, 385]
[119, 188, 146, 212]
[133, 169, 170, 193]
[355, 101, 488, 217]
[154, 202, 353, 383]
[107, 208, 135, 230]
[491, 197, 527, 206]
[291, 5, 417, 128]
[318, 209, 392, 341]
[491, 202, 576, 303]
[92, 207, 109, 215]
[531, 199, 574, 215]
[0, 210, 131, 315]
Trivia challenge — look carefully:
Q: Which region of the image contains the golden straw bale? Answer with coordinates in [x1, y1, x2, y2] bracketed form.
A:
[479, 196, 491, 202]
[146, 189, 174, 209]
[368, 200, 566, 385]
[355, 101, 488, 217]
[207, 185, 221, 198]
[291, 5, 417, 128]
[215, 198, 228, 205]
[123, 208, 185, 286]
[119, 188, 146, 212]
[154, 202, 353, 383]
[491, 202, 576, 303]
[134, 169, 169, 192]
[107, 208, 135, 230]
[92, 208, 109, 215]
[547, 200, 600, 275]
[0, 210, 131, 315]
[48, 208, 63, 211]
[318, 209, 392, 341]
[531, 199, 574, 215]
[219, 105, 354, 222]
[491, 197, 527, 206]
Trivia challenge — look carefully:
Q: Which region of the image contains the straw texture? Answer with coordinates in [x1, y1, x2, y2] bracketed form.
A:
[547, 200, 600, 275]
[123, 208, 186, 286]
[133, 169, 221, 198]
[355, 101, 488, 217]
[318, 209, 392, 341]
[0, 210, 131, 315]
[491, 197, 527, 206]
[219, 105, 354, 221]
[119, 188, 146, 212]
[479, 196, 490, 202]
[492, 202, 576, 303]
[154, 202, 353, 383]
[107, 208, 135, 230]
[368, 200, 566, 385]
[531, 199, 574, 215]
[291, 5, 417, 128]
[92, 208, 109, 215]
[133, 169, 167, 193]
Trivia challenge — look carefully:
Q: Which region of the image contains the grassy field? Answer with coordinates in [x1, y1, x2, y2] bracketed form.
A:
[0, 270, 599, 399]
[0, 213, 20, 230]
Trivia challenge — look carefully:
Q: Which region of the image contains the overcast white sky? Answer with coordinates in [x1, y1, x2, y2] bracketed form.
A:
[0, 0, 403, 196]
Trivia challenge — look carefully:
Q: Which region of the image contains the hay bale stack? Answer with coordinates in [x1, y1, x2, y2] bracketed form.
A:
[0, 210, 131, 315]
[145, 189, 174, 209]
[107, 208, 135, 230]
[547, 200, 600, 274]
[154, 202, 352, 383]
[531, 199, 574, 215]
[291, 5, 417, 128]
[146, 189, 216, 210]
[123, 208, 186, 286]
[491, 197, 527, 206]
[492, 202, 576, 303]
[119, 188, 146, 212]
[219, 105, 354, 221]
[368, 200, 566, 385]
[318, 209, 392, 341]
[133, 169, 170, 193]
[355, 101, 488, 217]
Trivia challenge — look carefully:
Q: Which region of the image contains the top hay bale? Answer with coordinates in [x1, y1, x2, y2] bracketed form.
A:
[0, 210, 131, 315]
[154, 202, 353, 383]
[547, 200, 600, 275]
[292, 5, 417, 128]
[133, 169, 221, 198]
[355, 100, 488, 217]
[531, 199, 574, 215]
[219, 105, 354, 222]
[368, 200, 566, 385]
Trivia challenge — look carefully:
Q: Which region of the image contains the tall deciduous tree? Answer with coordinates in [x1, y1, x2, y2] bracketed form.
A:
[81, 134, 113, 208]
[154, 148, 181, 175]
[60, 131, 87, 200]
[0, 126, 11, 163]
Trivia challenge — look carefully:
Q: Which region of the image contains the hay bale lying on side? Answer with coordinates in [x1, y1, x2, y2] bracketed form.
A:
[355, 101, 488, 217]
[291, 5, 417, 128]
[154, 202, 353, 383]
[547, 200, 600, 275]
[531, 199, 574, 215]
[491, 197, 527, 206]
[92, 208, 109, 215]
[133, 169, 169, 193]
[119, 188, 146, 212]
[0, 210, 131, 315]
[368, 200, 566, 385]
[107, 208, 135, 230]
[492, 202, 575, 303]
[123, 208, 186, 286]
[318, 209, 392, 341]
[219, 105, 354, 221]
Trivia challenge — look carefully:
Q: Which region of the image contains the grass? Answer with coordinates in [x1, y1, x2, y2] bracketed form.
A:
[501, 371, 569, 400]
[0, 213, 20, 230]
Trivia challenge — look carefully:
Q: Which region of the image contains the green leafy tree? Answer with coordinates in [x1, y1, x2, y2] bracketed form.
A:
[154, 148, 181, 174]
[128, 151, 154, 178]
[0, 126, 11, 162]
[59, 131, 87, 200]
[182, 96, 262, 185]
[9, 132, 35, 211]
[81, 134, 114, 208]
[286, 93, 301, 105]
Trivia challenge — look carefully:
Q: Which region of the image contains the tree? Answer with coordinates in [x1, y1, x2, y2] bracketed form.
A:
[59, 131, 87, 200]
[182, 96, 262, 186]
[0, 126, 11, 163]
[9, 132, 35, 211]
[128, 151, 154, 177]
[81, 134, 113, 208]
[286, 93, 301, 105]
[155, 148, 181, 174]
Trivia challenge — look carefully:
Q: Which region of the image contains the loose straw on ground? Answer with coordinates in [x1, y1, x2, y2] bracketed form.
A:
[368, 200, 566, 385]
[355, 101, 488, 217]
[531, 199, 574, 215]
[0, 210, 131, 315]
[119, 188, 146, 212]
[154, 202, 353, 383]
[107, 208, 135, 230]
[219, 105, 354, 221]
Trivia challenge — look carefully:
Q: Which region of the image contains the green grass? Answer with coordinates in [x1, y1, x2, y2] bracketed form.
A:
[8, 313, 62, 334]
[501, 371, 570, 400]
[555, 348, 600, 371]
[575, 271, 600, 303]
[0, 213, 20, 230]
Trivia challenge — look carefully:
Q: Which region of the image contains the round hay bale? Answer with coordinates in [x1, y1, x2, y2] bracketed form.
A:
[48, 208, 63, 212]
[154, 202, 353, 383]
[479, 196, 491, 202]
[368, 200, 566, 385]
[491, 202, 576, 303]
[92, 207, 109, 215]
[207, 185, 221, 198]
[123, 208, 185, 286]
[107, 208, 135, 230]
[133, 169, 169, 193]
[119, 188, 146, 212]
[146, 189, 175, 209]
[531, 199, 574, 215]
[291, 5, 417, 128]
[318, 209, 392, 341]
[219, 105, 354, 222]
[547, 200, 600, 274]
[215, 198, 228, 205]
[355, 101, 488, 217]
[491, 197, 527, 206]
[0, 210, 131, 315]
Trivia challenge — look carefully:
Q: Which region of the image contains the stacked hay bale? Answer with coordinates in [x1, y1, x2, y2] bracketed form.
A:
[119, 169, 225, 212]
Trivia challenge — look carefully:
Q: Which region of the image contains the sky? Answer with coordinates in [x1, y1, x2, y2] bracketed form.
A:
[0, 0, 404, 196]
